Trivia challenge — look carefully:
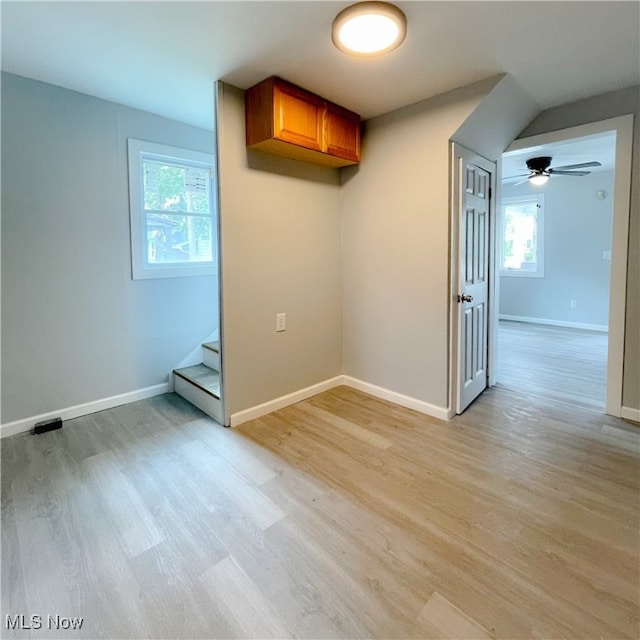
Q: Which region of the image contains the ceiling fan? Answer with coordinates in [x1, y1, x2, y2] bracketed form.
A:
[507, 156, 602, 186]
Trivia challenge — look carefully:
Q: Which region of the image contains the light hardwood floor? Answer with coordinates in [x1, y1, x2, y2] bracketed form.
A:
[1, 387, 638, 639]
[498, 320, 608, 411]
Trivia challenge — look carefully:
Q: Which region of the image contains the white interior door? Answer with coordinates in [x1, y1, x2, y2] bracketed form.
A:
[455, 151, 493, 413]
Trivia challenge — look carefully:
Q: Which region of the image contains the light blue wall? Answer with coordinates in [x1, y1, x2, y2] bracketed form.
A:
[499, 170, 614, 327]
[1, 73, 218, 423]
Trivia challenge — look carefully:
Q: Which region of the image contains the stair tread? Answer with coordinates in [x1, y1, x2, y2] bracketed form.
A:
[174, 364, 220, 398]
[203, 341, 220, 353]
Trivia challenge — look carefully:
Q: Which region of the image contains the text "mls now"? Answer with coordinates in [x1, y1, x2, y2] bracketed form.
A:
[6, 614, 84, 630]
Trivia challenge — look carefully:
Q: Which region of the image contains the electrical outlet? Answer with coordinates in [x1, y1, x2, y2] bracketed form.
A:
[602, 250, 612, 261]
[276, 313, 286, 332]
[570, 299, 578, 309]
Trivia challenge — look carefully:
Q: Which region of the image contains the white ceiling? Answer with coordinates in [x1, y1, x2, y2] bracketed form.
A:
[1, 1, 639, 131]
[502, 131, 617, 182]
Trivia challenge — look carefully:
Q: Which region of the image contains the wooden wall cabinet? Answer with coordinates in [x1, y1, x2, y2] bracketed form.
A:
[245, 77, 360, 168]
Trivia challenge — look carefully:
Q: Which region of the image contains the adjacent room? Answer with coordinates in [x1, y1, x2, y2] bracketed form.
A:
[498, 132, 616, 411]
[1, 2, 639, 639]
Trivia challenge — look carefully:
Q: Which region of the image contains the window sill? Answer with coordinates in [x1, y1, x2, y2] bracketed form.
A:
[133, 264, 217, 280]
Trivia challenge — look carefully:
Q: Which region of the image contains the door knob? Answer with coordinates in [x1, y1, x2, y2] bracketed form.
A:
[459, 293, 473, 303]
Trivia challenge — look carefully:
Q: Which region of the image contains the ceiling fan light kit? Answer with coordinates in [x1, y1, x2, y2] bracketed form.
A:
[332, 1, 407, 56]
[529, 174, 549, 186]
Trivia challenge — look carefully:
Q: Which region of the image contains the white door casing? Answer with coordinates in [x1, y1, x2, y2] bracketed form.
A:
[450, 144, 496, 415]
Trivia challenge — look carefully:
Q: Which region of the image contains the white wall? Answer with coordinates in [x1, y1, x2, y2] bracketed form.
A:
[1, 73, 218, 425]
[500, 171, 614, 328]
[519, 86, 639, 412]
[216, 83, 343, 422]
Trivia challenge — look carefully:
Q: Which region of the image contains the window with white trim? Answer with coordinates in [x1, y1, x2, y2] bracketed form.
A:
[128, 139, 217, 279]
[500, 194, 545, 278]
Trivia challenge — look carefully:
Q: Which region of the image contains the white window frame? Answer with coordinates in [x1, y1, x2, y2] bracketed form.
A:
[500, 194, 545, 278]
[128, 139, 217, 280]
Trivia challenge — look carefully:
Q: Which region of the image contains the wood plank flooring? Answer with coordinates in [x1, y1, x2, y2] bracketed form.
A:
[1, 386, 638, 639]
[498, 320, 608, 411]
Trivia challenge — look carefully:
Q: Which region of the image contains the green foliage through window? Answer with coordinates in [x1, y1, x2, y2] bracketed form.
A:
[142, 159, 213, 265]
[128, 139, 216, 279]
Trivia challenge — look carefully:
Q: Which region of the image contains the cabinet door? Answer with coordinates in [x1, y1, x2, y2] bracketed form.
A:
[325, 104, 360, 162]
[273, 82, 324, 152]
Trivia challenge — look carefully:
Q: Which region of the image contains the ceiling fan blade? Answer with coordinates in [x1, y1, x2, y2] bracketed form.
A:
[549, 170, 591, 176]
[513, 177, 531, 186]
[502, 173, 530, 181]
[549, 161, 602, 171]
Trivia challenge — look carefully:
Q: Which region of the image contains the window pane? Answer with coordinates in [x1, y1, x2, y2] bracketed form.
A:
[143, 160, 210, 214]
[503, 201, 538, 271]
[145, 214, 213, 265]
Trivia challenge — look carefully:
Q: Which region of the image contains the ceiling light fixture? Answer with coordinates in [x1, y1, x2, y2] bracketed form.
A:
[332, 2, 407, 57]
[529, 173, 549, 186]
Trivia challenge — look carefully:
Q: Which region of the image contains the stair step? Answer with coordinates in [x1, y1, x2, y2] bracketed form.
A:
[203, 341, 220, 353]
[202, 341, 220, 370]
[174, 364, 220, 398]
[173, 364, 222, 423]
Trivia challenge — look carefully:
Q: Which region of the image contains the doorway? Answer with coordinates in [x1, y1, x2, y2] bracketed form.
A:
[497, 132, 616, 411]
[449, 115, 633, 418]
[493, 115, 634, 417]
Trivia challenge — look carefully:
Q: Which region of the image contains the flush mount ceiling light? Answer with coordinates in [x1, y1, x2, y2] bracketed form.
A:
[332, 2, 407, 57]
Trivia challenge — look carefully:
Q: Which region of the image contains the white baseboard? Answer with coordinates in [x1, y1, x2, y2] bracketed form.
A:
[499, 314, 608, 332]
[230, 376, 344, 427]
[2, 373, 457, 437]
[0, 382, 171, 439]
[230, 374, 451, 428]
[621, 406, 640, 424]
[342, 376, 451, 421]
